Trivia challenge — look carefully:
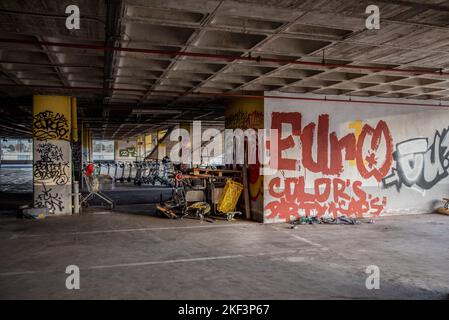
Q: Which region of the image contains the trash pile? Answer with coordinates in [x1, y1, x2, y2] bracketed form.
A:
[436, 198, 449, 216]
[157, 174, 243, 222]
[290, 216, 363, 228]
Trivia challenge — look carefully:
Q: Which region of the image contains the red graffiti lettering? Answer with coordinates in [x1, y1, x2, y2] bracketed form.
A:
[265, 176, 387, 222]
[270, 112, 393, 180]
[264, 112, 393, 222]
[301, 114, 330, 174]
[271, 112, 301, 170]
[356, 121, 393, 182]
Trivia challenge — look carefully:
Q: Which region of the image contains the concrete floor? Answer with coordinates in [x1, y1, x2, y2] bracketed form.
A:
[0, 207, 448, 300]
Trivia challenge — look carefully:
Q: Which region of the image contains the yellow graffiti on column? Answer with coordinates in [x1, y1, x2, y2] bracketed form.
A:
[33, 96, 71, 141]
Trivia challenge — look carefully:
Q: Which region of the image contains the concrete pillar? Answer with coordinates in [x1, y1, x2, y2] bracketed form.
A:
[71, 98, 78, 142]
[82, 128, 93, 163]
[144, 134, 153, 157]
[89, 130, 93, 162]
[81, 125, 89, 166]
[71, 97, 82, 180]
[137, 136, 143, 160]
[224, 97, 264, 222]
[32, 95, 72, 215]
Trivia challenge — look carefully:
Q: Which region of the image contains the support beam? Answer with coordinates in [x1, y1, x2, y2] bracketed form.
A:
[103, 0, 125, 108]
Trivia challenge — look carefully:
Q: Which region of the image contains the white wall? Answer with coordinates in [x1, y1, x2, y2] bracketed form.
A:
[263, 92, 449, 223]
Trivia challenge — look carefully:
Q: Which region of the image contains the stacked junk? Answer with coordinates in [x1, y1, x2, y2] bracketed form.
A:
[156, 167, 245, 222]
[80, 157, 246, 223]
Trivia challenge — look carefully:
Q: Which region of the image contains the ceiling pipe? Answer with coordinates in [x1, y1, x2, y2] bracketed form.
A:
[2, 83, 448, 108]
[0, 38, 448, 77]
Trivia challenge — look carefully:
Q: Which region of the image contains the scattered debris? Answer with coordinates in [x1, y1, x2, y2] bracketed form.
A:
[185, 202, 213, 222]
[444, 198, 449, 209]
[18, 206, 48, 220]
[436, 207, 449, 216]
[435, 198, 449, 216]
[157, 176, 244, 222]
[156, 203, 179, 219]
[290, 216, 362, 227]
[291, 216, 321, 225]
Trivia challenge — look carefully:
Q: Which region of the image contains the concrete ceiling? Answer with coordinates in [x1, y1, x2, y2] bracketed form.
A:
[1, 0, 449, 138]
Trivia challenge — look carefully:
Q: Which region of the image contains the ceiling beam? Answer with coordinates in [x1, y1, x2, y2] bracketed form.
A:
[103, 0, 125, 138]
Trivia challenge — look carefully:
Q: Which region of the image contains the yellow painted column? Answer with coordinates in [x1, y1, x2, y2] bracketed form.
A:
[33, 95, 72, 215]
[144, 134, 153, 158]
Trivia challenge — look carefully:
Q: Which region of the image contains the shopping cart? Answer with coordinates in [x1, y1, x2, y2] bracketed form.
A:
[80, 173, 115, 209]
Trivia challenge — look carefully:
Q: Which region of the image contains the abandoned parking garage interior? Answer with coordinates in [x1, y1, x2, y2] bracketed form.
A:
[0, 0, 449, 306]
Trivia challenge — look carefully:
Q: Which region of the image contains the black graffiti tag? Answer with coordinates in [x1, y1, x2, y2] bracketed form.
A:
[35, 183, 64, 213]
[33, 110, 69, 141]
[382, 127, 449, 191]
[36, 143, 64, 162]
[34, 143, 69, 185]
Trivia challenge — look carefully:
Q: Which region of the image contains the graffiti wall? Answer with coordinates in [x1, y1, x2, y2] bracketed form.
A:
[33, 96, 72, 215]
[116, 140, 137, 160]
[225, 97, 264, 221]
[264, 92, 449, 223]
